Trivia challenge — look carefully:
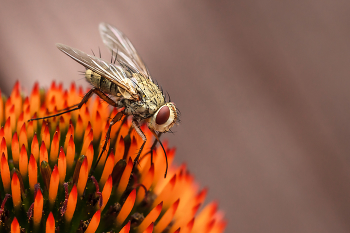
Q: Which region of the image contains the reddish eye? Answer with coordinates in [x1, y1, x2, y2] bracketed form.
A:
[156, 106, 170, 125]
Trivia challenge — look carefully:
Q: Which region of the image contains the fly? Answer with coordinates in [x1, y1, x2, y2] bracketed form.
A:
[29, 23, 179, 178]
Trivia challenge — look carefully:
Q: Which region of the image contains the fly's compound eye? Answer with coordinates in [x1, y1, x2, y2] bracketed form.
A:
[156, 106, 170, 125]
[148, 103, 178, 132]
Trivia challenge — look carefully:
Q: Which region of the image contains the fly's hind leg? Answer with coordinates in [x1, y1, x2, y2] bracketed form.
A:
[51, 103, 80, 114]
[28, 88, 118, 122]
[132, 121, 147, 174]
[28, 87, 122, 176]
[90, 111, 123, 175]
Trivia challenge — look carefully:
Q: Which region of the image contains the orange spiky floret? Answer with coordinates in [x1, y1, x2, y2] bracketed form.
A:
[99, 151, 114, 187]
[77, 156, 89, 197]
[31, 133, 39, 162]
[119, 221, 131, 233]
[28, 154, 37, 192]
[143, 222, 154, 233]
[101, 175, 113, 211]
[1, 153, 11, 192]
[137, 202, 163, 233]
[49, 165, 59, 205]
[11, 217, 20, 233]
[16, 112, 24, 133]
[116, 157, 133, 197]
[116, 189, 136, 226]
[58, 147, 66, 185]
[11, 172, 21, 210]
[46, 212, 55, 233]
[33, 189, 43, 228]
[85, 210, 101, 233]
[1, 136, 8, 160]
[19, 144, 28, 179]
[19, 122, 28, 150]
[75, 114, 84, 140]
[11, 132, 19, 166]
[154, 199, 180, 233]
[39, 141, 48, 165]
[136, 163, 154, 204]
[0, 82, 225, 233]
[4, 117, 11, 147]
[49, 131, 59, 163]
[8, 104, 16, 134]
[86, 142, 94, 172]
[65, 184, 78, 223]
[66, 135, 75, 171]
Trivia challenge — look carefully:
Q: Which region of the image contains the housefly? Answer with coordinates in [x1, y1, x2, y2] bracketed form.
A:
[30, 23, 178, 177]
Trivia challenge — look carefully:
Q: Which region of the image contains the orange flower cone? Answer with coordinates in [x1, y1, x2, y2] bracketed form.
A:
[0, 82, 226, 233]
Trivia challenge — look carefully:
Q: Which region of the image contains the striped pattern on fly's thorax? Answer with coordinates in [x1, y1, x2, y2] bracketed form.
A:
[124, 73, 166, 119]
[135, 73, 165, 108]
[85, 69, 120, 96]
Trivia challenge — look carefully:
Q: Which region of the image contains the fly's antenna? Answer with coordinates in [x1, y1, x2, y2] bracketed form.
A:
[91, 49, 96, 56]
[98, 47, 101, 58]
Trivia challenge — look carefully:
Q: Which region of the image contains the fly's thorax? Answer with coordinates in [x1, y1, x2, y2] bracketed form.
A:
[123, 74, 177, 131]
[133, 73, 166, 107]
[117, 73, 165, 119]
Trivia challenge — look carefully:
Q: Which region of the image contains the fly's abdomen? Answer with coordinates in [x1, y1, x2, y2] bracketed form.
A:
[85, 69, 119, 96]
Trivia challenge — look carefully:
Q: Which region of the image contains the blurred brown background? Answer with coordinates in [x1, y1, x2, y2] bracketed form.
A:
[1, 1, 350, 232]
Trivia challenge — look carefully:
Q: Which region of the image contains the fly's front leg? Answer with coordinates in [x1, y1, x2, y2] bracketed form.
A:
[144, 132, 162, 165]
[132, 121, 147, 173]
[148, 128, 168, 178]
[134, 127, 168, 178]
[90, 111, 123, 175]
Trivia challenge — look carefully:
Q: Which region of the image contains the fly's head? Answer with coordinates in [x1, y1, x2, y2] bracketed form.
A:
[148, 102, 178, 132]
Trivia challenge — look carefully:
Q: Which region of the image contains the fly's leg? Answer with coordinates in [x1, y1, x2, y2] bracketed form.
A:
[28, 87, 122, 177]
[52, 103, 80, 114]
[28, 88, 118, 122]
[149, 129, 168, 178]
[132, 121, 147, 174]
[140, 132, 162, 165]
[90, 111, 123, 176]
[132, 124, 168, 178]
[28, 88, 94, 122]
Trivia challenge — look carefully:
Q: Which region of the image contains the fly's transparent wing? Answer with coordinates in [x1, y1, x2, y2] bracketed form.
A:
[99, 22, 151, 80]
[56, 43, 138, 99]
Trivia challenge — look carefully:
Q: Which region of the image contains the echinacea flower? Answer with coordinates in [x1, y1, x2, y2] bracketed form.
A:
[0, 81, 226, 233]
